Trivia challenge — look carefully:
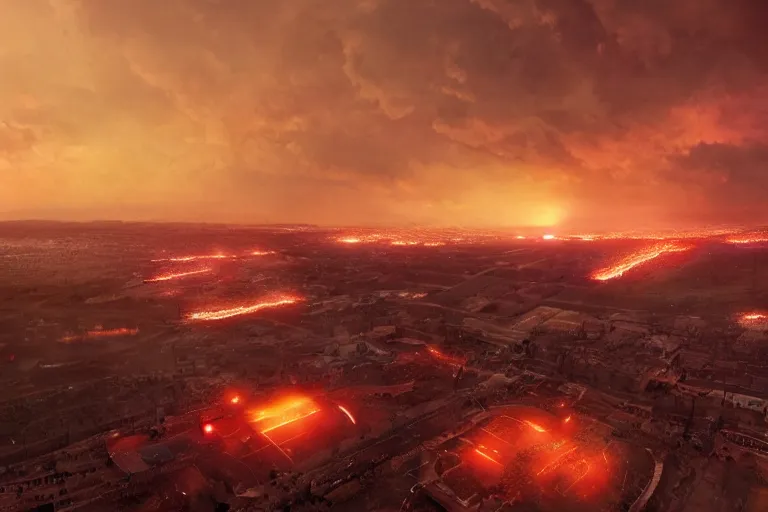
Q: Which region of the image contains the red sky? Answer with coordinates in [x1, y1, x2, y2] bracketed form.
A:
[2, 0, 768, 229]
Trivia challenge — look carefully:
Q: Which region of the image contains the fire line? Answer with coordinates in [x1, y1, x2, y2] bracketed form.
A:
[185, 296, 301, 321]
[591, 242, 689, 281]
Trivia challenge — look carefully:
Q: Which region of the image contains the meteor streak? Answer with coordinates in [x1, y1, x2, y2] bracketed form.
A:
[524, 421, 547, 433]
[185, 295, 301, 321]
[144, 268, 212, 283]
[475, 448, 503, 466]
[591, 242, 689, 281]
[337, 405, 356, 425]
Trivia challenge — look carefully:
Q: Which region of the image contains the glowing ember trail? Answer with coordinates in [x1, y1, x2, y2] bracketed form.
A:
[144, 268, 212, 283]
[727, 234, 768, 245]
[250, 250, 275, 256]
[564, 415, 572, 424]
[185, 295, 301, 321]
[475, 448, 503, 466]
[86, 327, 139, 338]
[61, 327, 139, 343]
[337, 405, 357, 425]
[426, 346, 465, 367]
[542, 234, 556, 240]
[152, 254, 235, 262]
[591, 242, 690, 281]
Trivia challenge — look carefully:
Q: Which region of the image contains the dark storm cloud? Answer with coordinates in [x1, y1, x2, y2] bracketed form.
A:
[2, 0, 768, 227]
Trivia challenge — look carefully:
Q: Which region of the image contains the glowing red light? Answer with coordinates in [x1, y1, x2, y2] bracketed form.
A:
[203, 423, 214, 434]
[231, 396, 240, 405]
[564, 415, 572, 424]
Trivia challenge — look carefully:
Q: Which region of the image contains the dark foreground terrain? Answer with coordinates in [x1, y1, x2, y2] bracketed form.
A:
[1, 222, 768, 512]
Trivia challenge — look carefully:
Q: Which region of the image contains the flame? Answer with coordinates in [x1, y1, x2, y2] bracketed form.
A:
[591, 242, 690, 281]
[338, 237, 362, 244]
[230, 396, 240, 405]
[144, 268, 212, 283]
[542, 234, 556, 240]
[249, 395, 321, 434]
[337, 405, 357, 425]
[564, 415, 571, 424]
[738, 312, 768, 329]
[185, 295, 301, 321]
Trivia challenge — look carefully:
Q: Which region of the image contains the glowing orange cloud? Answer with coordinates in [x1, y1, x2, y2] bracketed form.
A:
[591, 242, 690, 281]
[185, 295, 301, 321]
[144, 268, 212, 283]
